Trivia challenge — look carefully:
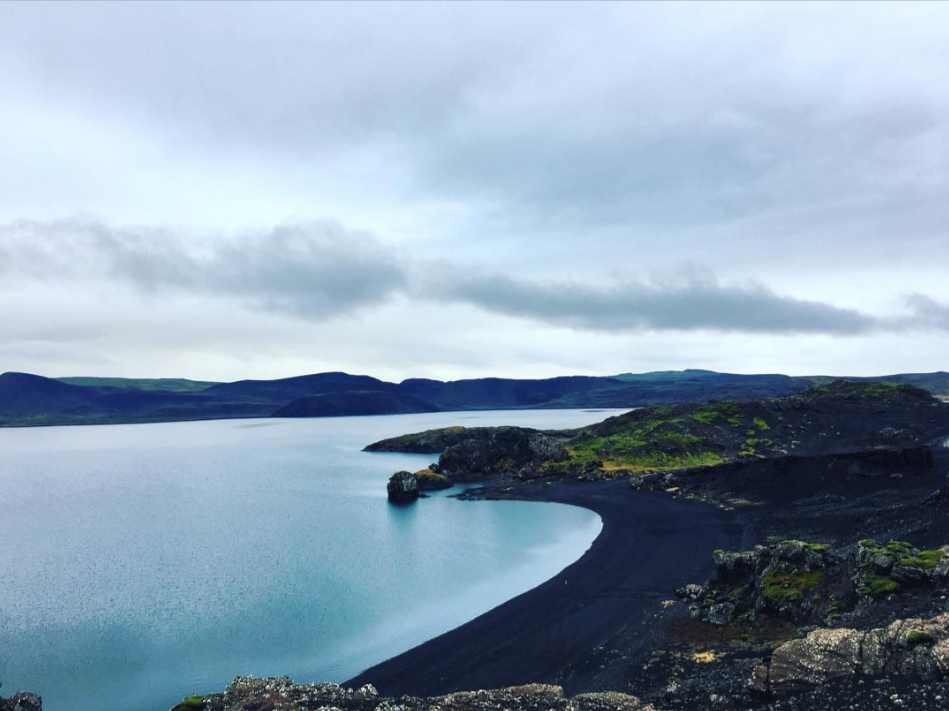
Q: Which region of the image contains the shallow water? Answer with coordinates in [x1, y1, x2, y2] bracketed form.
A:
[0, 409, 620, 711]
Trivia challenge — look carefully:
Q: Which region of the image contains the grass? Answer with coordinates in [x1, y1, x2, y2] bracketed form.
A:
[761, 563, 823, 604]
[906, 630, 937, 646]
[58, 377, 218, 392]
[858, 576, 901, 596]
[899, 549, 944, 570]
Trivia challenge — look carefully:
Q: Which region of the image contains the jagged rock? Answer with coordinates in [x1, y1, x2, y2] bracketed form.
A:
[0, 690, 42, 711]
[180, 676, 661, 711]
[751, 612, 949, 696]
[708, 602, 736, 625]
[386, 471, 420, 502]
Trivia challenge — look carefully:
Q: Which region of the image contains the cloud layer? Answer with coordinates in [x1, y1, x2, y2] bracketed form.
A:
[2, 217, 946, 338]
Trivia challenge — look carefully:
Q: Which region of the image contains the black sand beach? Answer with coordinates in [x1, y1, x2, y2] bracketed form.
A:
[348, 481, 750, 696]
[348, 444, 949, 705]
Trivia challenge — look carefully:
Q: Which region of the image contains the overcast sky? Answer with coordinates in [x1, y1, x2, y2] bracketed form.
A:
[1, 1, 947, 382]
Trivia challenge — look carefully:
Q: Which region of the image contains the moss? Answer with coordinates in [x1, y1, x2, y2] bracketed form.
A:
[886, 540, 914, 554]
[906, 630, 937, 646]
[172, 697, 205, 711]
[692, 410, 720, 425]
[859, 538, 882, 549]
[806, 543, 831, 553]
[861, 576, 901, 596]
[900, 549, 944, 570]
[761, 564, 823, 604]
[753, 417, 771, 431]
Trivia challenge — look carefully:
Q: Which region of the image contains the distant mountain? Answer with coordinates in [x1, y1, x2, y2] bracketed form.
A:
[274, 391, 440, 417]
[1, 368, 947, 427]
[0, 372, 102, 418]
[205, 372, 396, 403]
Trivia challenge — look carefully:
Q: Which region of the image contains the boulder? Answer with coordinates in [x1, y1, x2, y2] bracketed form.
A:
[413, 468, 453, 491]
[386, 471, 420, 502]
[752, 612, 949, 696]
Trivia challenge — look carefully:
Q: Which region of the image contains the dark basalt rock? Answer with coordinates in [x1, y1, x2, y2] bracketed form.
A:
[0, 685, 42, 711]
[678, 539, 949, 628]
[386, 471, 420, 502]
[413, 468, 453, 491]
[176, 676, 659, 711]
[749, 612, 949, 696]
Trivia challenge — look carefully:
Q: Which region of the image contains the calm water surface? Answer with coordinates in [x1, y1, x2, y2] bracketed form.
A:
[0, 409, 621, 711]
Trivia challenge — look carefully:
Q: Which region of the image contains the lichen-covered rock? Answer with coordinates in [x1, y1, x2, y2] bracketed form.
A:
[413, 469, 453, 491]
[751, 612, 949, 696]
[179, 676, 660, 711]
[680, 539, 949, 628]
[387, 471, 420, 502]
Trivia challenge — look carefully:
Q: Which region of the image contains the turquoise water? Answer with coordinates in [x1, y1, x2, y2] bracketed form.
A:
[0, 409, 618, 711]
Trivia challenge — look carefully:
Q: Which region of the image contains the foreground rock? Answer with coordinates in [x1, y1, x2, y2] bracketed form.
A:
[0, 685, 41, 711]
[677, 539, 949, 628]
[386, 471, 420, 502]
[174, 676, 660, 711]
[749, 612, 949, 696]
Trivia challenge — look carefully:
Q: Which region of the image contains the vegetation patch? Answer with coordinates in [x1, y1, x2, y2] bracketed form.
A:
[859, 576, 901, 596]
[906, 630, 937, 646]
[761, 564, 823, 604]
[172, 696, 205, 711]
[753, 417, 770, 431]
[899, 549, 944, 570]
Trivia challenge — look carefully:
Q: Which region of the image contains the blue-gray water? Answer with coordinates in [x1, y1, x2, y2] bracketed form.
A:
[0, 409, 620, 711]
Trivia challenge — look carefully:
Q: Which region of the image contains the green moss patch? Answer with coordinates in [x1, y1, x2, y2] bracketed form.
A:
[900, 549, 944, 570]
[906, 630, 937, 646]
[762, 564, 823, 604]
[172, 696, 205, 711]
[859, 576, 901, 596]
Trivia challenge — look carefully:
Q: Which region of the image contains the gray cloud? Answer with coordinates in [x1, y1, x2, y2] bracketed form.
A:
[0, 218, 405, 320]
[430, 272, 877, 335]
[3, 217, 949, 338]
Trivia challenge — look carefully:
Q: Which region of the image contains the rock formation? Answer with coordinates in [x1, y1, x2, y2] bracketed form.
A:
[386, 471, 420, 502]
[748, 612, 949, 696]
[171, 676, 660, 711]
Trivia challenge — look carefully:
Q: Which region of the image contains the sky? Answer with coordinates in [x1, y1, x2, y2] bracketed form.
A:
[0, 1, 947, 382]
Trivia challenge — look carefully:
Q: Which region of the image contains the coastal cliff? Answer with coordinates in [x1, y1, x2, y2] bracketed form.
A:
[367, 381, 949, 483]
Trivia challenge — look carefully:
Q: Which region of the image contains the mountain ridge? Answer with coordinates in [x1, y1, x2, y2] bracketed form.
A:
[0, 369, 946, 427]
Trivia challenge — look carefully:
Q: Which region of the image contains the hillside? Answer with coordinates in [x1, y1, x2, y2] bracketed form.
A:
[1, 369, 948, 427]
[273, 391, 439, 417]
[58, 377, 219, 392]
[366, 381, 949, 480]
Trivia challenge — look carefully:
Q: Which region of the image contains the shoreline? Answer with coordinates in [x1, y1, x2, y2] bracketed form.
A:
[346, 479, 751, 696]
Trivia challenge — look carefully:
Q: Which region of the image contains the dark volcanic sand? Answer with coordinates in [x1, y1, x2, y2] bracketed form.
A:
[347, 481, 750, 696]
[347, 444, 949, 708]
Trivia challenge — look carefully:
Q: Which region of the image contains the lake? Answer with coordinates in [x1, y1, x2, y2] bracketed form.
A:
[0, 409, 622, 711]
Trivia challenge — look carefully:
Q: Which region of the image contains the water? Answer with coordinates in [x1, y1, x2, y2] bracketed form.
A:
[0, 409, 621, 711]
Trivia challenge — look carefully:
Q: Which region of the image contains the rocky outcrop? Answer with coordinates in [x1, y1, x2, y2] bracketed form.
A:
[371, 426, 572, 480]
[677, 539, 949, 627]
[177, 676, 660, 711]
[0, 685, 41, 711]
[748, 612, 949, 696]
[436, 426, 570, 480]
[366, 382, 949, 484]
[387, 471, 420, 502]
[413, 468, 453, 491]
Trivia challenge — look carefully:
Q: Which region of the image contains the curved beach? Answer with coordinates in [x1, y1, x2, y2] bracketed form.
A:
[348, 480, 749, 696]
